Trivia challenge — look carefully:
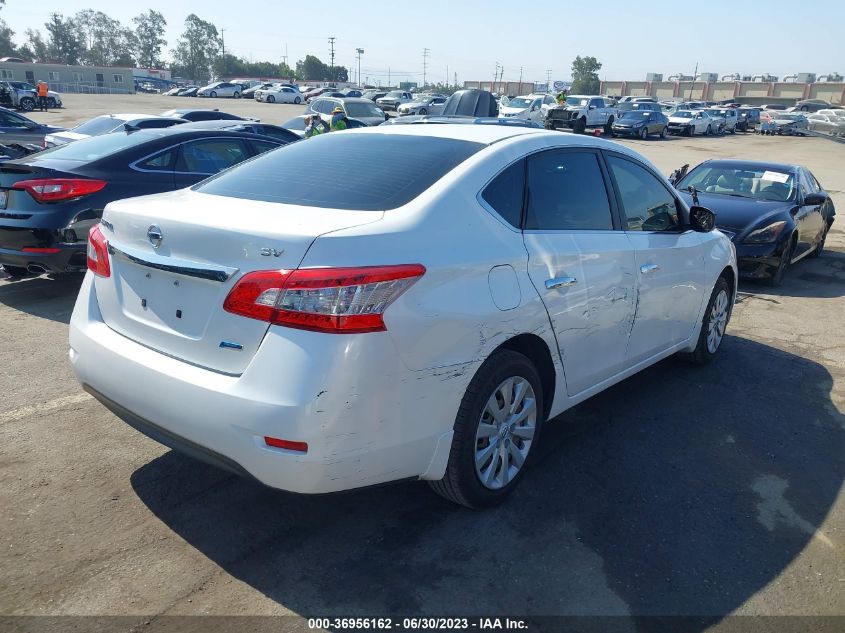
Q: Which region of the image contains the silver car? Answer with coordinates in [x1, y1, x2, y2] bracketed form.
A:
[807, 114, 845, 136]
[306, 97, 387, 126]
[197, 82, 243, 99]
[707, 108, 739, 134]
[397, 94, 447, 116]
[376, 90, 413, 111]
[771, 112, 809, 135]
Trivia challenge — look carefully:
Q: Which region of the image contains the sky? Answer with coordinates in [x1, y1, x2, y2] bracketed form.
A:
[3, 0, 844, 85]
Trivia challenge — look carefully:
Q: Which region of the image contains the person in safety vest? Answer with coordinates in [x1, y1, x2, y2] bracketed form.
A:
[330, 106, 349, 131]
[304, 113, 328, 138]
[37, 81, 50, 111]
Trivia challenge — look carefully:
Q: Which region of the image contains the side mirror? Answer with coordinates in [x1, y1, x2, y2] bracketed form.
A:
[689, 206, 716, 232]
[589, 105, 596, 110]
[803, 193, 826, 206]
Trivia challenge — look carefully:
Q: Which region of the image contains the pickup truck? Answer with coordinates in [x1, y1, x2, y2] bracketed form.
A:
[545, 95, 618, 134]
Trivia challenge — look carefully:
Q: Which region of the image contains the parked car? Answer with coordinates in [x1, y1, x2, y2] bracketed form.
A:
[164, 86, 183, 96]
[817, 109, 845, 119]
[6, 81, 63, 108]
[806, 114, 845, 136]
[178, 87, 199, 97]
[243, 83, 276, 99]
[160, 109, 252, 122]
[43, 114, 186, 148]
[610, 110, 669, 139]
[197, 82, 243, 99]
[342, 89, 363, 98]
[0, 81, 38, 111]
[617, 101, 662, 113]
[0, 106, 66, 146]
[667, 110, 717, 136]
[770, 112, 809, 135]
[795, 99, 831, 112]
[673, 159, 834, 285]
[497, 94, 554, 125]
[307, 97, 387, 126]
[736, 107, 762, 131]
[376, 90, 414, 111]
[176, 119, 301, 143]
[0, 128, 292, 278]
[304, 87, 332, 101]
[68, 125, 735, 508]
[256, 86, 303, 104]
[361, 90, 387, 102]
[706, 107, 739, 133]
[617, 96, 657, 103]
[545, 95, 618, 133]
[398, 94, 448, 117]
[280, 114, 368, 138]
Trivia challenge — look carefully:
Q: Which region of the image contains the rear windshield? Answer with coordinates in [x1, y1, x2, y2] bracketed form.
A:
[195, 133, 484, 210]
[71, 116, 124, 136]
[36, 131, 160, 162]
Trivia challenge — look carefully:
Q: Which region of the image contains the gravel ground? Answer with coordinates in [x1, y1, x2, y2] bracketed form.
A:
[1, 95, 843, 631]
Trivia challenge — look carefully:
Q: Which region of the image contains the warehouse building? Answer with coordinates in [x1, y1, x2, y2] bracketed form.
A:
[0, 61, 134, 94]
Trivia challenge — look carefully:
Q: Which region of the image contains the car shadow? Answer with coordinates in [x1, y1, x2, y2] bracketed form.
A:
[131, 335, 844, 625]
[0, 273, 82, 324]
[739, 248, 845, 299]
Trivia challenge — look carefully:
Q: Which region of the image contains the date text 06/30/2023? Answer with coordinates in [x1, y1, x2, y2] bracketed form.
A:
[307, 618, 529, 630]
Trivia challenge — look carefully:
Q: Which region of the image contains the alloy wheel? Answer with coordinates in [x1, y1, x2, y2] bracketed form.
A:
[474, 376, 537, 490]
[706, 289, 729, 354]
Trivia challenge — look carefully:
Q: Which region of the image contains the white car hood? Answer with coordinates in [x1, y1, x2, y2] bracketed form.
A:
[500, 105, 529, 116]
[668, 116, 695, 123]
[45, 131, 90, 143]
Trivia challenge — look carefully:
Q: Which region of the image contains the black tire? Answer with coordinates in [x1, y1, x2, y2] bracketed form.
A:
[294, 96, 301, 104]
[680, 276, 731, 365]
[687, 125, 694, 137]
[574, 117, 586, 134]
[209, 91, 217, 98]
[604, 117, 614, 135]
[809, 223, 830, 258]
[2, 265, 30, 278]
[730, 127, 736, 134]
[640, 127, 648, 140]
[429, 349, 545, 509]
[267, 95, 275, 103]
[660, 126, 668, 139]
[766, 237, 795, 286]
[233, 92, 241, 99]
[611, 132, 617, 138]
[800, 105, 808, 112]
[47, 97, 57, 108]
[706, 124, 713, 136]
[19, 97, 35, 112]
[419, 108, 427, 115]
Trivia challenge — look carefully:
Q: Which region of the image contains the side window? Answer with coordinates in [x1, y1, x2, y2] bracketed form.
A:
[249, 139, 282, 155]
[480, 160, 525, 228]
[606, 155, 680, 232]
[136, 119, 178, 129]
[798, 169, 818, 195]
[176, 139, 249, 174]
[255, 126, 297, 142]
[0, 111, 26, 127]
[136, 148, 177, 171]
[525, 151, 613, 231]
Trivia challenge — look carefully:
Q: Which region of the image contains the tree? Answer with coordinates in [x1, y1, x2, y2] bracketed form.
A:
[171, 14, 221, 83]
[45, 13, 83, 64]
[571, 55, 602, 95]
[133, 10, 167, 69]
[74, 10, 136, 67]
[0, 19, 15, 57]
[295, 55, 347, 82]
[19, 29, 48, 62]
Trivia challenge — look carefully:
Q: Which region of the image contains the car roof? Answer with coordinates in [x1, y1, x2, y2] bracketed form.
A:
[343, 122, 565, 145]
[698, 159, 800, 172]
[98, 113, 176, 121]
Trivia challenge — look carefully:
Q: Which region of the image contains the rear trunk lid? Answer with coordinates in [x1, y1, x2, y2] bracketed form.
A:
[94, 189, 384, 375]
[0, 161, 77, 225]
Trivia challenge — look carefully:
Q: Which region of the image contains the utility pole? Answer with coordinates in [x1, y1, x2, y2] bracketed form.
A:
[220, 28, 226, 77]
[282, 43, 288, 68]
[494, 62, 501, 93]
[519, 66, 523, 89]
[546, 69, 552, 92]
[388, 66, 391, 87]
[356, 48, 364, 88]
[422, 48, 430, 88]
[328, 36, 336, 81]
[689, 61, 698, 100]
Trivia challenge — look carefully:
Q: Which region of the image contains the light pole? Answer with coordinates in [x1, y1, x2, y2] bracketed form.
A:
[356, 48, 364, 88]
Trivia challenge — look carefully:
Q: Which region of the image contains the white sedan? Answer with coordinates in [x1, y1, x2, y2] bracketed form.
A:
[667, 110, 718, 136]
[397, 94, 447, 116]
[256, 86, 303, 104]
[196, 82, 243, 98]
[69, 125, 736, 508]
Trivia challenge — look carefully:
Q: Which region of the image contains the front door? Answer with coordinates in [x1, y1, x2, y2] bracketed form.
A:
[795, 169, 825, 256]
[522, 148, 637, 396]
[603, 153, 708, 364]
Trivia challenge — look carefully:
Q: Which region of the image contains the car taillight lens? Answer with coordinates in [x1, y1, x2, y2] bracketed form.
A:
[87, 224, 110, 277]
[12, 178, 107, 203]
[223, 264, 425, 333]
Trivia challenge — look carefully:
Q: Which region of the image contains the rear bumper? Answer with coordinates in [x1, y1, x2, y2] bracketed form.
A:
[69, 274, 463, 494]
[0, 242, 87, 273]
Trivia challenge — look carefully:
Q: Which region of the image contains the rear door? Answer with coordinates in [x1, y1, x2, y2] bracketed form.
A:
[522, 148, 638, 396]
[173, 137, 251, 188]
[795, 168, 826, 255]
[603, 152, 707, 364]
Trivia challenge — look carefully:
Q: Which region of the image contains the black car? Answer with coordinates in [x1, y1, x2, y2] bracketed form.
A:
[176, 119, 300, 143]
[611, 110, 669, 139]
[0, 128, 291, 277]
[160, 109, 251, 122]
[674, 159, 835, 285]
[0, 106, 66, 146]
[281, 115, 368, 137]
[361, 91, 387, 102]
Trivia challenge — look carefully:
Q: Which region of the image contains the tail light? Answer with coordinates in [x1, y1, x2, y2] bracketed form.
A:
[12, 179, 107, 203]
[87, 225, 110, 278]
[223, 264, 425, 334]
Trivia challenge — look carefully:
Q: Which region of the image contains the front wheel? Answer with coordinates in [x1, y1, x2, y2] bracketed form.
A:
[209, 91, 217, 98]
[766, 238, 795, 286]
[640, 127, 648, 140]
[660, 126, 668, 139]
[680, 277, 731, 364]
[706, 125, 713, 136]
[47, 97, 57, 108]
[429, 349, 544, 508]
[19, 97, 35, 111]
[294, 96, 301, 104]
[604, 117, 614, 135]
[418, 108, 427, 115]
[573, 117, 586, 134]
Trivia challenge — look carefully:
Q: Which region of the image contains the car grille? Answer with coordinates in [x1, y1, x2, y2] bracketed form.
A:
[548, 109, 575, 121]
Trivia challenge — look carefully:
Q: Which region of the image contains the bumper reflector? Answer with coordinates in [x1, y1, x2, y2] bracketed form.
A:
[264, 436, 308, 453]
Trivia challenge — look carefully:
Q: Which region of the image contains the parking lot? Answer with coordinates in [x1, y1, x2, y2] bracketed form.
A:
[1, 94, 844, 629]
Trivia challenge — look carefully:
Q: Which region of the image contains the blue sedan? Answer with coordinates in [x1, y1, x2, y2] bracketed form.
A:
[0, 106, 66, 147]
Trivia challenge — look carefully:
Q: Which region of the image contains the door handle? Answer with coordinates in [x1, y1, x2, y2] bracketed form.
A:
[545, 276, 578, 290]
[640, 264, 660, 275]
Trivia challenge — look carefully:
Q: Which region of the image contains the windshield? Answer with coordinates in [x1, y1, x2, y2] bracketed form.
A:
[412, 95, 431, 102]
[619, 111, 651, 120]
[386, 91, 404, 98]
[506, 98, 533, 108]
[777, 113, 803, 121]
[195, 134, 484, 211]
[565, 97, 590, 107]
[71, 116, 125, 136]
[678, 165, 797, 202]
[672, 111, 694, 119]
[345, 102, 385, 118]
[34, 131, 158, 162]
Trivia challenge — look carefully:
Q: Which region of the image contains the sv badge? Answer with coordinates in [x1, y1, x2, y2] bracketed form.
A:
[260, 248, 284, 257]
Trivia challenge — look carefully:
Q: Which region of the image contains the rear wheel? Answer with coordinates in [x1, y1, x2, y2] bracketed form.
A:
[294, 96, 301, 104]
[209, 91, 217, 98]
[267, 95, 275, 103]
[680, 276, 731, 365]
[2, 265, 30, 278]
[429, 349, 544, 508]
[20, 97, 35, 111]
[660, 126, 668, 139]
[233, 91, 241, 99]
[640, 127, 648, 140]
[574, 117, 586, 134]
